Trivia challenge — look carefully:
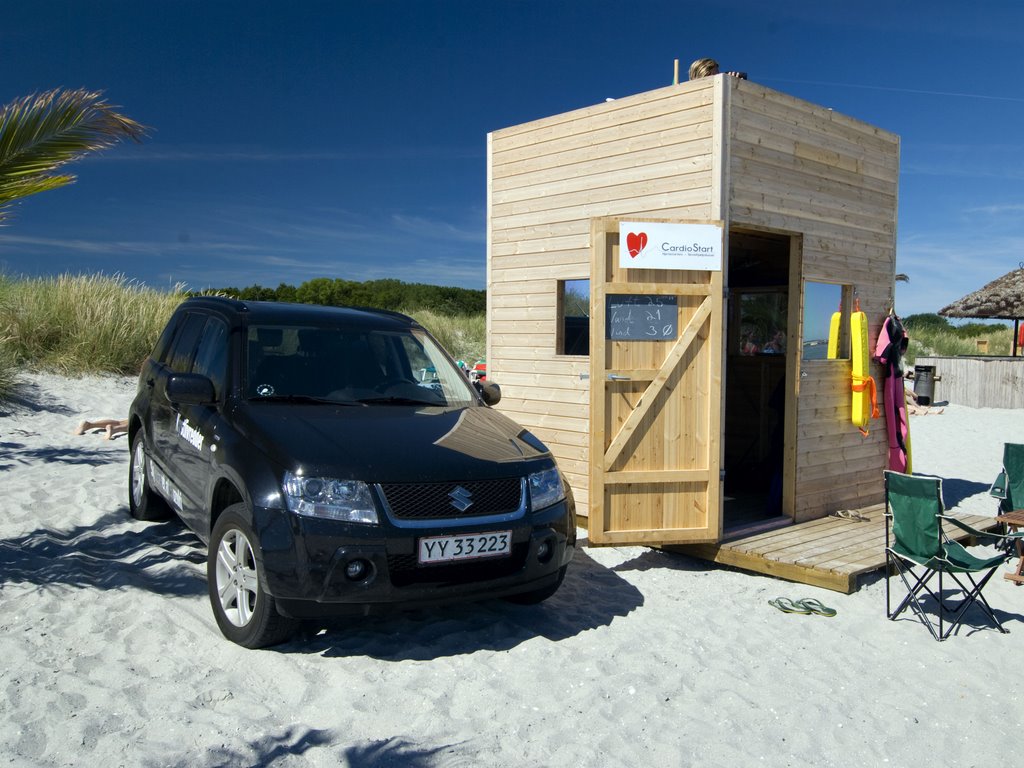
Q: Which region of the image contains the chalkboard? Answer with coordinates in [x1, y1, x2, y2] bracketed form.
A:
[606, 294, 679, 341]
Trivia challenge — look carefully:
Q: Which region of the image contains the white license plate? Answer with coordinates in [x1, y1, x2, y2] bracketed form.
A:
[418, 530, 512, 564]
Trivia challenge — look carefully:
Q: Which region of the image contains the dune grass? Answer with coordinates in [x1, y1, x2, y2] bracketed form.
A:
[406, 308, 486, 365]
[906, 326, 1013, 363]
[0, 341, 17, 400]
[0, 274, 187, 394]
[0, 273, 488, 401]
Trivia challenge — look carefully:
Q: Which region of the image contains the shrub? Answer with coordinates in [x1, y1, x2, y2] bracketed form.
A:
[953, 321, 1008, 338]
[903, 313, 951, 333]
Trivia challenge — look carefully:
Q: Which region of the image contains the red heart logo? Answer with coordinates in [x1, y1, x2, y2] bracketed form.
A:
[626, 231, 647, 258]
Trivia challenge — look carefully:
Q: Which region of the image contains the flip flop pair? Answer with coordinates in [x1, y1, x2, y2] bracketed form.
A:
[768, 597, 837, 617]
[830, 509, 869, 522]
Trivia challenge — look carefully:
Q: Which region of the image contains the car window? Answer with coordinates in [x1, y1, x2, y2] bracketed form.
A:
[401, 329, 477, 405]
[167, 313, 207, 373]
[399, 334, 433, 380]
[192, 318, 229, 398]
[245, 324, 475, 406]
[153, 313, 181, 364]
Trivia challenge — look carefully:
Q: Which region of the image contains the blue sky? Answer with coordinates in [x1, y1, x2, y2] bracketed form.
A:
[1, 1, 1022, 317]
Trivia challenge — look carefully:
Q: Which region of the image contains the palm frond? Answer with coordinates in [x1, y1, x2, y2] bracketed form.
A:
[0, 88, 147, 220]
[0, 174, 74, 206]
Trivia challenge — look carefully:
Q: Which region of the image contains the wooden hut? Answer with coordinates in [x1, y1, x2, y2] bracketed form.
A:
[486, 74, 900, 550]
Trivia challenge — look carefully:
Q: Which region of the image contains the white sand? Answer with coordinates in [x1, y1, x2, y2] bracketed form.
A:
[1, 372, 1022, 767]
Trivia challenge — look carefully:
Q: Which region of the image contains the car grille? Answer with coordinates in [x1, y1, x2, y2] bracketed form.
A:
[387, 543, 529, 587]
[379, 477, 523, 521]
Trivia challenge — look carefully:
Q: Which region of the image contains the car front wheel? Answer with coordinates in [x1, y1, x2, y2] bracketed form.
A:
[207, 505, 298, 648]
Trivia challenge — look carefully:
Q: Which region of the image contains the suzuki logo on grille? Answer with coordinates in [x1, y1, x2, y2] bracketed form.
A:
[448, 486, 474, 512]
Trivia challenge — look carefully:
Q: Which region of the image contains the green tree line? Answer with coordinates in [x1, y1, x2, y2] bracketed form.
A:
[202, 277, 486, 315]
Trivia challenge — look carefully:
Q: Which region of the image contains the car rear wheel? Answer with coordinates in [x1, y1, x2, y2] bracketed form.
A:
[207, 505, 298, 648]
[128, 432, 171, 521]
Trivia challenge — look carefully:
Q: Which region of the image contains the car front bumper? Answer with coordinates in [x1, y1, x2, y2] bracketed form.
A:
[253, 500, 576, 618]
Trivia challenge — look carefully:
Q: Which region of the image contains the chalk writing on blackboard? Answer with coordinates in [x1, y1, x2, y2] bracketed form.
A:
[606, 294, 679, 341]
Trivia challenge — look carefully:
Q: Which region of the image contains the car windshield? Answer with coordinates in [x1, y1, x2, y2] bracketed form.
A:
[245, 323, 477, 408]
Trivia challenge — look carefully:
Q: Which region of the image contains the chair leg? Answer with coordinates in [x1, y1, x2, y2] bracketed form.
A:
[938, 570, 944, 640]
[887, 552, 918, 618]
[884, 554, 1005, 642]
[887, 554, 943, 641]
[938, 568, 1007, 639]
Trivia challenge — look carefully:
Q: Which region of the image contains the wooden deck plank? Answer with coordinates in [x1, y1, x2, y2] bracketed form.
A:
[731, 524, 869, 560]
[670, 511, 1002, 593]
[723, 518, 836, 553]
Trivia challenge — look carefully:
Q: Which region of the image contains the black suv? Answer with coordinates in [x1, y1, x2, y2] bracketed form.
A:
[128, 297, 576, 647]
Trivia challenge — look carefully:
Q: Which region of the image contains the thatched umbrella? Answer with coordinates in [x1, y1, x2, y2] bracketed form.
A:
[938, 265, 1024, 355]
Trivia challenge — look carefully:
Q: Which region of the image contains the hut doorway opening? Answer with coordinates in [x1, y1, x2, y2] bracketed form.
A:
[723, 230, 794, 532]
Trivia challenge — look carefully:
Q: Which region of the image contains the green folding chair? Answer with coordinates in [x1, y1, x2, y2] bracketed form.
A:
[885, 471, 1009, 641]
[990, 442, 1024, 584]
[990, 443, 1024, 513]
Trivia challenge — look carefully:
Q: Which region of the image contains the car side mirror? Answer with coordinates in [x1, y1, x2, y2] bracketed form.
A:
[475, 380, 501, 406]
[166, 373, 216, 405]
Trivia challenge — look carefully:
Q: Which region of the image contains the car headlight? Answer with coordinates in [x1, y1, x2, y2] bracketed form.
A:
[283, 471, 379, 524]
[528, 467, 565, 511]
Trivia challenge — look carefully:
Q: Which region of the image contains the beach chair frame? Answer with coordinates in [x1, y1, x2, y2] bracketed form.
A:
[884, 471, 1008, 641]
[991, 443, 1024, 514]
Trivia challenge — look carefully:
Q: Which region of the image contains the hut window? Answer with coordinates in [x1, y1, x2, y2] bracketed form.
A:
[558, 279, 590, 356]
[803, 281, 851, 360]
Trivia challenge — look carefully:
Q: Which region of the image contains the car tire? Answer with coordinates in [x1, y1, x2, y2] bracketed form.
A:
[128, 431, 171, 521]
[503, 565, 567, 605]
[207, 505, 298, 648]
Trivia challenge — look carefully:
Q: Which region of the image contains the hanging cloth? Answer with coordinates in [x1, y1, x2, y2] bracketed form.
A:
[874, 313, 911, 472]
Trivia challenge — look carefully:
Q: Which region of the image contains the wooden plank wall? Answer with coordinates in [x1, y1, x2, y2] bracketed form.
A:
[487, 77, 900, 524]
[915, 355, 1024, 409]
[487, 81, 722, 511]
[727, 82, 900, 521]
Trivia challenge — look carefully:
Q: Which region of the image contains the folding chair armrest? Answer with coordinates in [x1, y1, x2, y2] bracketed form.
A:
[990, 471, 1008, 500]
[939, 515, 1007, 547]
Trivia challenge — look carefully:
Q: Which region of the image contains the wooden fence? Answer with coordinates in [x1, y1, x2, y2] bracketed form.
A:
[913, 355, 1024, 409]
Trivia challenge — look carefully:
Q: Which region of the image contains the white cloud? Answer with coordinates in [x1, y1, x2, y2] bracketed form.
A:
[167, 252, 485, 292]
[0, 233, 267, 257]
[390, 213, 485, 243]
[90, 144, 483, 163]
[964, 202, 1024, 217]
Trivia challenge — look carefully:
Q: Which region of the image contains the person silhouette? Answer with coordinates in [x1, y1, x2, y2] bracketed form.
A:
[688, 57, 746, 80]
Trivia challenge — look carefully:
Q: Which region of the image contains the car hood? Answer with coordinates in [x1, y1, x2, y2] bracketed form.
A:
[232, 402, 553, 482]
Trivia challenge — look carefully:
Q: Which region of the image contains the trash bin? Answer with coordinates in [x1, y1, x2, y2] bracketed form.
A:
[913, 365, 935, 406]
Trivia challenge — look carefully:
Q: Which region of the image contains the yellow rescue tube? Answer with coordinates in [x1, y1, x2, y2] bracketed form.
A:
[850, 309, 875, 429]
[827, 311, 841, 359]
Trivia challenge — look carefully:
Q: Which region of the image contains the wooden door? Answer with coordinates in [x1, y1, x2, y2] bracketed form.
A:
[588, 219, 724, 546]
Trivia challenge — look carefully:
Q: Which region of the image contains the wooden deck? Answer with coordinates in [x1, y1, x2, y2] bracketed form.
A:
[669, 505, 1002, 593]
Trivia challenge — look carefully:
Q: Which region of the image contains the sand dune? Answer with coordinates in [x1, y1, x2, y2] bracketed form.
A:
[1, 373, 1022, 767]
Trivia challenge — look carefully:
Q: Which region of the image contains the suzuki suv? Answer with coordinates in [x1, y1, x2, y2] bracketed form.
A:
[128, 297, 575, 647]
